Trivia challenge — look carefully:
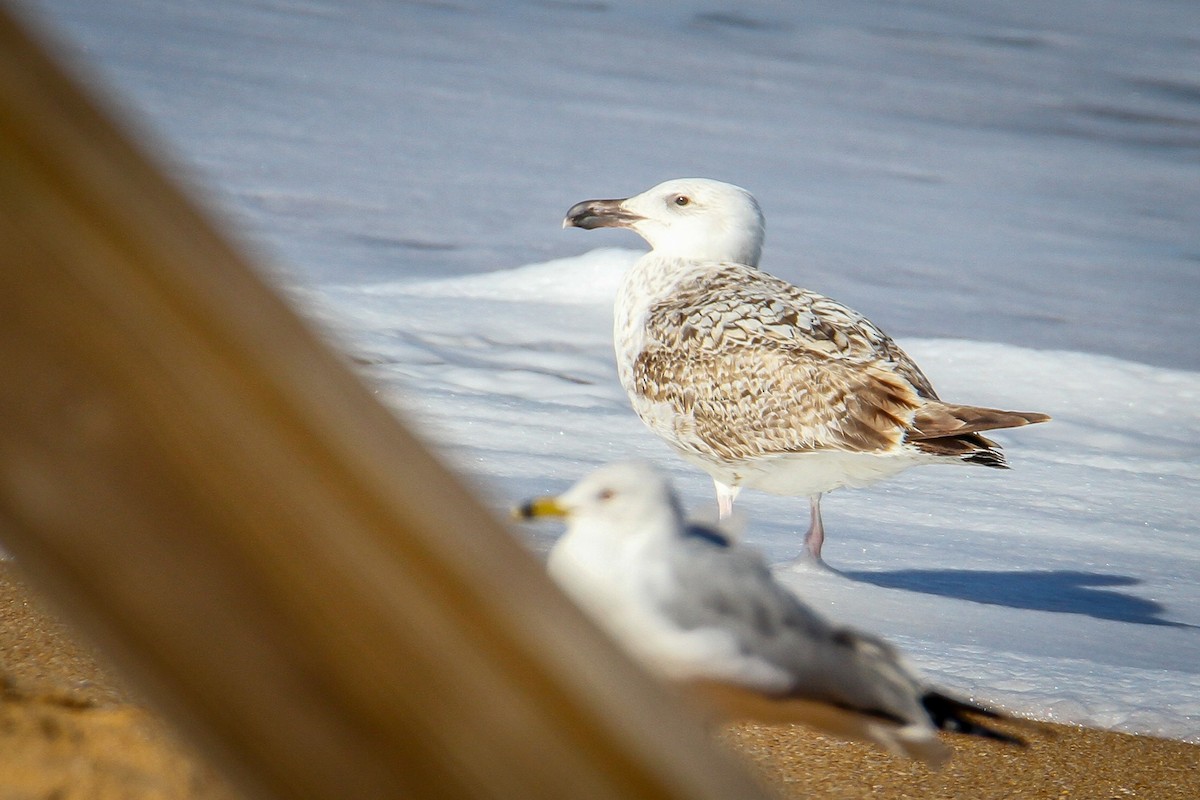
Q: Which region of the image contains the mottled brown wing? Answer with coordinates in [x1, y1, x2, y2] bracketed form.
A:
[650, 264, 937, 391]
[632, 265, 931, 459]
[634, 344, 922, 459]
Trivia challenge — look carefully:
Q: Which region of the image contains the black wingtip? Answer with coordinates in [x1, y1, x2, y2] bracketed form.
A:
[964, 448, 1009, 469]
[682, 523, 732, 549]
[922, 691, 1027, 747]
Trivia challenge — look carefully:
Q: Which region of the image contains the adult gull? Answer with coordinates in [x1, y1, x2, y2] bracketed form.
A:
[516, 461, 1024, 766]
[563, 178, 1050, 562]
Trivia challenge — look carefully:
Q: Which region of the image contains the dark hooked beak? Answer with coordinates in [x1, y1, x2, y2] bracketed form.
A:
[562, 198, 642, 230]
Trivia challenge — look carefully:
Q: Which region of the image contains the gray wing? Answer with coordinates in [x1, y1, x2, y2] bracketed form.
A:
[660, 527, 928, 724]
[633, 264, 939, 459]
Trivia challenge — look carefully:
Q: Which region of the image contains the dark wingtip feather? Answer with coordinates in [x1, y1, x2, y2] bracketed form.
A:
[964, 448, 1009, 469]
[682, 523, 732, 549]
[922, 691, 1026, 747]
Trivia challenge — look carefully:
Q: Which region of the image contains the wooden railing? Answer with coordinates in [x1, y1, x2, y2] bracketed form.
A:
[0, 6, 770, 798]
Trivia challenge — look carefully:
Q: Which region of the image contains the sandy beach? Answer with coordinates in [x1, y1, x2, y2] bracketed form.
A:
[1, 561, 1194, 800]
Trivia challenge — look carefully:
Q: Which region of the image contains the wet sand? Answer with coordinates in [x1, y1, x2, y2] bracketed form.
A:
[1, 562, 1194, 799]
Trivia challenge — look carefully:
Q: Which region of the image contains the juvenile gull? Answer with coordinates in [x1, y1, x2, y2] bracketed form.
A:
[564, 178, 1050, 561]
[516, 461, 1023, 766]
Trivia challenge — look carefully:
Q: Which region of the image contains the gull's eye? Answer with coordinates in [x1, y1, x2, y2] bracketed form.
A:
[673, 195, 691, 207]
[598, 488, 616, 501]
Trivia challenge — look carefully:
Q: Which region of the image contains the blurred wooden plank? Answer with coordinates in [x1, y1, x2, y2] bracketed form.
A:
[0, 6, 771, 799]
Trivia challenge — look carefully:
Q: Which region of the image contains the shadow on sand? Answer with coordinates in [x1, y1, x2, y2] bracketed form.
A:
[839, 568, 1197, 629]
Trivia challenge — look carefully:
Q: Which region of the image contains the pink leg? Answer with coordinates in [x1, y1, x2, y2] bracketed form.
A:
[714, 480, 741, 521]
[804, 493, 825, 561]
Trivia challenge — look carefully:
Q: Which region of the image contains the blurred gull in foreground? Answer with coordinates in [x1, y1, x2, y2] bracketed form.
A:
[564, 179, 1049, 562]
[516, 461, 1024, 767]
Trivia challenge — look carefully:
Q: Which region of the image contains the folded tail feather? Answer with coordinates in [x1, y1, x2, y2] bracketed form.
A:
[907, 403, 1049, 466]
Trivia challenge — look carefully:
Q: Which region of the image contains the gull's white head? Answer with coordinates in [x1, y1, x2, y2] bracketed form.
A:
[515, 461, 684, 537]
[564, 178, 765, 266]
